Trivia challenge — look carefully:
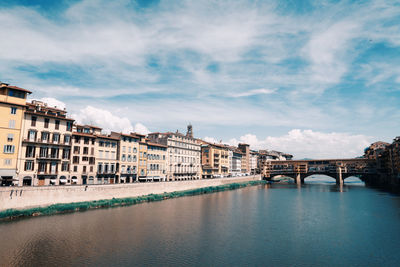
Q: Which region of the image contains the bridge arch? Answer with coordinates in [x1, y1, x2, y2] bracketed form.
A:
[302, 174, 337, 183]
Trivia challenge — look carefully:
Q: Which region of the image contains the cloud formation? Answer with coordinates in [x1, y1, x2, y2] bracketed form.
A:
[0, 0, 399, 157]
[229, 129, 372, 159]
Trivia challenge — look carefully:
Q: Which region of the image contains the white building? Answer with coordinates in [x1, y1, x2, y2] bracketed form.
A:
[147, 125, 201, 181]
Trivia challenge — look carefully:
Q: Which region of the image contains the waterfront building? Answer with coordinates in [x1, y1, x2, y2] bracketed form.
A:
[0, 83, 31, 186]
[238, 143, 250, 174]
[146, 142, 167, 182]
[110, 132, 141, 183]
[200, 142, 229, 178]
[138, 136, 148, 181]
[147, 125, 201, 181]
[95, 134, 119, 184]
[225, 145, 242, 176]
[71, 125, 101, 185]
[258, 150, 293, 178]
[250, 151, 259, 174]
[17, 100, 74, 186]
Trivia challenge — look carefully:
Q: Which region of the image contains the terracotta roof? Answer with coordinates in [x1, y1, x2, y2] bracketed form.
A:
[25, 110, 74, 121]
[147, 142, 167, 148]
[72, 132, 96, 138]
[96, 135, 119, 141]
[1, 84, 32, 94]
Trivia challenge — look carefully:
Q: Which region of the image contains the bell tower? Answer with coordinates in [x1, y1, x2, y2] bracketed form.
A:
[186, 123, 193, 138]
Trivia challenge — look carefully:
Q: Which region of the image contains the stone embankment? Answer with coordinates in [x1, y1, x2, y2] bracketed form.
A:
[0, 175, 261, 212]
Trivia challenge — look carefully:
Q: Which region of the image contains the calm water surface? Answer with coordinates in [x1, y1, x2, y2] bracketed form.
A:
[1, 177, 400, 267]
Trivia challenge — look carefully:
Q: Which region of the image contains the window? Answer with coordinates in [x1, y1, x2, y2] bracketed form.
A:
[64, 135, 71, 144]
[55, 120, 60, 130]
[73, 156, 79, 164]
[73, 146, 80, 154]
[66, 121, 72, 131]
[53, 133, 60, 144]
[62, 162, 69, 172]
[44, 118, 49, 128]
[73, 166, 78, 172]
[83, 166, 87, 173]
[4, 159, 11, 166]
[98, 163, 103, 173]
[82, 156, 88, 161]
[122, 146, 126, 152]
[8, 89, 25, 99]
[8, 120, 15, 129]
[31, 116, 37, 127]
[28, 130, 36, 141]
[3, 145, 15, 154]
[24, 160, 34, 171]
[83, 147, 89, 155]
[26, 146, 35, 158]
[62, 149, 70, 159]
[122, 154, 126, 162]
[39, 147, 48, 158]
[41, 132, 49, 142]
[7, 134, 14, 142]
[10, 107, 17, 114]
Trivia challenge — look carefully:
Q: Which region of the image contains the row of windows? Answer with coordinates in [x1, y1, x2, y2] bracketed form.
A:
[31, 116, 72, 131]
[147, 154, 165, 161]
[3, 145, 15, 154]
[25, 146, 70, 159]
[97, 163, 116, 173]
[73, 146, 94, 155]
[121, 154, 137, 162]
[28, 130, 71, 144]
[122, 146, 138, 153]
[98, 150, 117, 160]
[98, 141, 117, 148]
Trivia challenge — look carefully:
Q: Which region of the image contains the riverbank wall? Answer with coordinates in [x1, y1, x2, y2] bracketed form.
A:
[0, 175, 261, 212]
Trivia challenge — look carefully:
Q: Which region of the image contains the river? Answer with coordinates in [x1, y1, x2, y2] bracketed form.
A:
[1, 177, 400, 266]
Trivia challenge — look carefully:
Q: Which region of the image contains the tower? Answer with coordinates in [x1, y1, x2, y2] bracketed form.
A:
[186, 123, 193, 138]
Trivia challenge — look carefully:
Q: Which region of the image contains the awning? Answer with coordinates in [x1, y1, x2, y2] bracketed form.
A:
[72, 178, 78, 182]
[50, 178, 56, 182]
[59, 178, 67, 183]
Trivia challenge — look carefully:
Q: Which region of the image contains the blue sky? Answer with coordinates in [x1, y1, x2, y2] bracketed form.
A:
[0, 0, 399, 158]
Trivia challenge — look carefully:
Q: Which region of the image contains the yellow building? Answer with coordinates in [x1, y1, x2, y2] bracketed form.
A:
[200, 142, 229, 179]
[0, 83, 31, 186]
[110, 132, 141, 183]
[138, 137, 148, 181]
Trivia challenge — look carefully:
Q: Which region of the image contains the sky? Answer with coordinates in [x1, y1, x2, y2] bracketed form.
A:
[0, 0, 399, 159]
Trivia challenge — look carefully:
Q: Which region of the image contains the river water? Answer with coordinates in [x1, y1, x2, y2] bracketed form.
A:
[1, 177, 400, 267]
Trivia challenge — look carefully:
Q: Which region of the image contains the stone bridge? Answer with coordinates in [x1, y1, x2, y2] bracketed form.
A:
[261, 158, 376, 185]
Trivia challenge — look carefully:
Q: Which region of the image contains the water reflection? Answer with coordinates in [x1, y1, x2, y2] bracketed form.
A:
[1, 182, 400, 267]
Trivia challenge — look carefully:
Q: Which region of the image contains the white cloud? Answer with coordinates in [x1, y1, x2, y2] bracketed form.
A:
[39, 97, 66, 110]
[134, 123, 150, 135]
[228, 129, 372, 159]
[72, 106, 136, 134]
[230, 88, 277, 97]
[203, 136, 220, 144]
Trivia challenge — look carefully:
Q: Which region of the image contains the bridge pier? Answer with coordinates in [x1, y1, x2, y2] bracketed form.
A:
[295, 173, 301, 184]
[336, 167, 343, 185]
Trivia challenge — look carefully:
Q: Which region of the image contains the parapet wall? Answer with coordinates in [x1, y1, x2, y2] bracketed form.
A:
[0, 175, 261, 211]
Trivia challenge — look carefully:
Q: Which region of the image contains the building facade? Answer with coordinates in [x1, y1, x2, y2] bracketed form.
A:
[148, 126, 201, 181]
[200, 142, 229, 178]
[17, 100, 74, 186]
[238, 143, 250, 174]
[146, 142, 167, 182]
[0, 83, 31, 186]
[71, 125, 101, 185]
[95, 135, 119, 184]
[110, 132, 141, 183]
